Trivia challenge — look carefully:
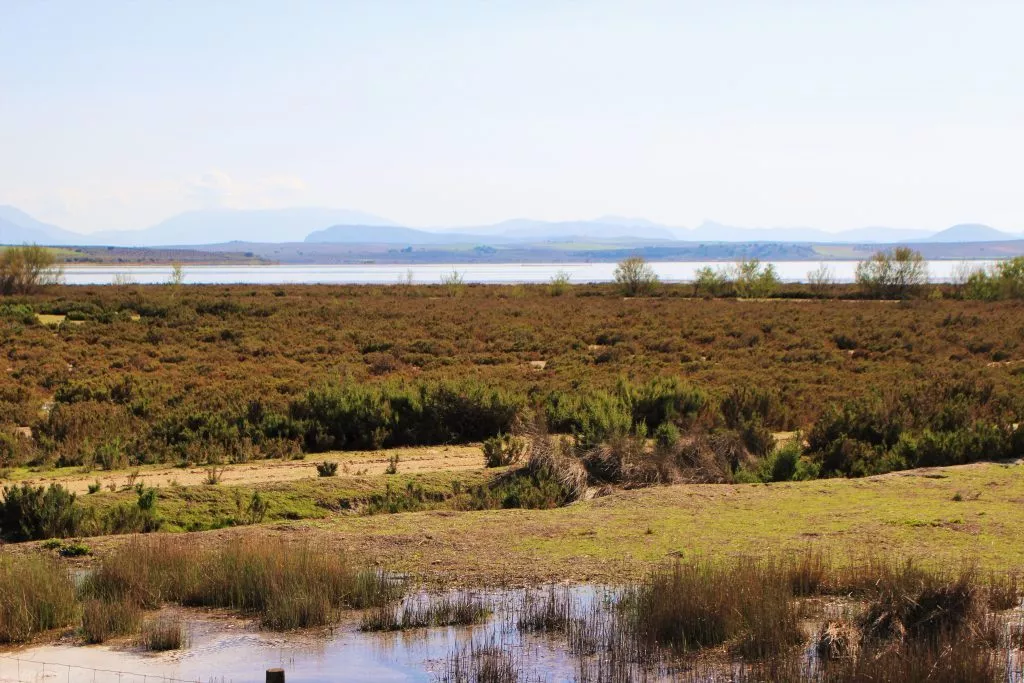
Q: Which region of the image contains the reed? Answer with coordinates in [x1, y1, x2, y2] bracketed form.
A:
[361, 593, 488, 631]
[139, 616, 186, 651]
[80, 598, 141, 644]
[0, 554, 77, 643]
[84, 537, 401, 630]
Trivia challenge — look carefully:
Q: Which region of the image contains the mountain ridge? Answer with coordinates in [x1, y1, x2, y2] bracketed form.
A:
[1, 205, 1021, 247]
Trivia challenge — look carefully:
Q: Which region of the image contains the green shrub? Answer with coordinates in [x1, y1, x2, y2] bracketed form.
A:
[614, 256, 659, 296]
[0, 483, 84, 541]
[963, 257, 1024, 300]
[693, 266, 728, 297]
[101, 487, 161, 535]
[627, 377, 707, 430]
[731, 259, 781, 298]
[653, 422, 681, 451]
[855, 247, 928, 298]
[0, 303, 37, 325]
[544, 390, 632, 449]
[291, 380, 524, 451]
[316, 461, 338, 477]
[482, 433, 526, 467]
[761, 440, 801, 482]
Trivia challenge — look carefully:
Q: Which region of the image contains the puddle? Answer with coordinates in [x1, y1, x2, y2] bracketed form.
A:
[0, 589, 599, 683]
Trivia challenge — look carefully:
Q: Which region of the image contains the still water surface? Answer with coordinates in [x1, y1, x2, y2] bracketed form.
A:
[61, 261, 997, 286]
[0, 588, 595, 683]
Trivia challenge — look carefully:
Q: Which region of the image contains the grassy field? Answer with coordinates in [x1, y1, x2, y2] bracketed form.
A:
[62, 459, 1024, 585]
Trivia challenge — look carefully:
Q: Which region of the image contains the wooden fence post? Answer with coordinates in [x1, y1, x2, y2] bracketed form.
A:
[266, 668, 285, 683]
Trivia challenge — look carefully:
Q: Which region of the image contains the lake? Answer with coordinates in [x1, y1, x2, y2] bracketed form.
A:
[61, 260, 996, 286]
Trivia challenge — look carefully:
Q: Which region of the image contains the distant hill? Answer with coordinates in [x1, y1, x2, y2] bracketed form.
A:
[3, 204, 1022, 251]
[306, 224, 487, 244]
[89, 208, 398, 246]
[676, 221, 933, 244]
[455, 219, 676, 241]
[923, 223, 1021, 243]
[0, 206, 86, 244]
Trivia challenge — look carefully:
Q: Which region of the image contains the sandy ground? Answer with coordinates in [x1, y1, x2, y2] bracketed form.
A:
[14, 444, 484, 495]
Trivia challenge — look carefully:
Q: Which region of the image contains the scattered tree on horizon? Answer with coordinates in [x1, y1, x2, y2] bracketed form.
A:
[855, 247, 928, 298]
[0, 244, 64, 295]
[614, 256, 659, 296]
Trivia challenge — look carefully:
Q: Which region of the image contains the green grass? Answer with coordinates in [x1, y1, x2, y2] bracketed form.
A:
[281, 461, 1024, 584]
[79, 470, 493, 532]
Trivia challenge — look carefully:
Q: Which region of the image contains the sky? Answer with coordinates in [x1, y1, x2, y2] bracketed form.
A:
[1, 0, 1023, 234]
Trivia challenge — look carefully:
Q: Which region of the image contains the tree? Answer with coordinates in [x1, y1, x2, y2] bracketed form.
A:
[963, 256, 1024, 300]
[855, 247, 927, 298]
[614, 256, 659, 296]
[691, 266, 726, 297]
[731, 258, 780, 298]
[168, 263, 185, 287]
[0, 245, 64, 295]
[806, 263, 835, 295]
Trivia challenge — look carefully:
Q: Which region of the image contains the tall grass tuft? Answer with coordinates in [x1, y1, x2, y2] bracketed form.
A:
[0, 554, 77, 643]
[139, 616, 186, 651]
[858, 564, 981, 643]
[622, 558, 802, 659]
[80, 598, 141, 643]
[83, 537, 401, 630]
[517, 586, 573, 633]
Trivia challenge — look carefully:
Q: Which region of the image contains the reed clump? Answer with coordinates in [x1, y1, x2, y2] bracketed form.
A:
[622, 557, 803, 659]
[517, 586, 573, 633]
[83, 537, 401, 630]
[139, 616, 186, 651]
[80, 597, 141, 643]
[360, 593, 489, 631]
[0, 554, 77, 643]
[438, 640, 520, 683]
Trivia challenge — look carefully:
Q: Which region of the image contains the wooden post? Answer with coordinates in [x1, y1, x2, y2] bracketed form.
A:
[266, 669, 285, 683]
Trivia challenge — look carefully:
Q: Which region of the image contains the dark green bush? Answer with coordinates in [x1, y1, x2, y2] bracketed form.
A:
[291, 380, 524, 451]
[0, 483, 85, 541]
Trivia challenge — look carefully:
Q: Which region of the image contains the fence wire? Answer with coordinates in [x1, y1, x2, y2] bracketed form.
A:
[0, 655, 225, 683]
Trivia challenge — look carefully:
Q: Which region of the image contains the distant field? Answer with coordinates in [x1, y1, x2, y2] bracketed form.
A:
[0, 244, 269, 265]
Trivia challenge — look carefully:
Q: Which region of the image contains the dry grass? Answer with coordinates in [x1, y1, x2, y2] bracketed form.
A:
[80, 597, 140, 644]
[0, 554, 77, 643]
[139, 616, 186, 651]
[81, 536, 401, 630]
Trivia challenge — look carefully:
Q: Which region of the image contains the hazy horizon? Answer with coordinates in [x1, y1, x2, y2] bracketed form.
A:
[3, 1, 1022, 234]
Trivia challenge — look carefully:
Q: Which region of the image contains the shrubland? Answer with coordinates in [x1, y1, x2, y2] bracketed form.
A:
[0, 281, 1022, 540]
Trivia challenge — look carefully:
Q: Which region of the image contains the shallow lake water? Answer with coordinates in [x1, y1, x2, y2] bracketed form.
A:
[0, 589, 598, 683]
[60, 260, 998, 286]
[3, 588, 1020, 683]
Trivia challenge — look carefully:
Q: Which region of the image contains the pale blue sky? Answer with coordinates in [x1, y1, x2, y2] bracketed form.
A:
[2, 0, 1022, 232]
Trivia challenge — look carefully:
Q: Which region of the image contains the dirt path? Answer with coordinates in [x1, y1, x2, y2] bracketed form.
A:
[13, 444, 484, 495]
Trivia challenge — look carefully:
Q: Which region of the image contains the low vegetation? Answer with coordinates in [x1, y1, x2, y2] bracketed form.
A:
[139, 616, 186, 651]
[443, 552, 1023, 681]
[81, 537, 400, 630]
[0, 553, 77, 643]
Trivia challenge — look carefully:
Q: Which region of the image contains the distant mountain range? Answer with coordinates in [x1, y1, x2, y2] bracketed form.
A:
[1, 205, 1021, 247]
